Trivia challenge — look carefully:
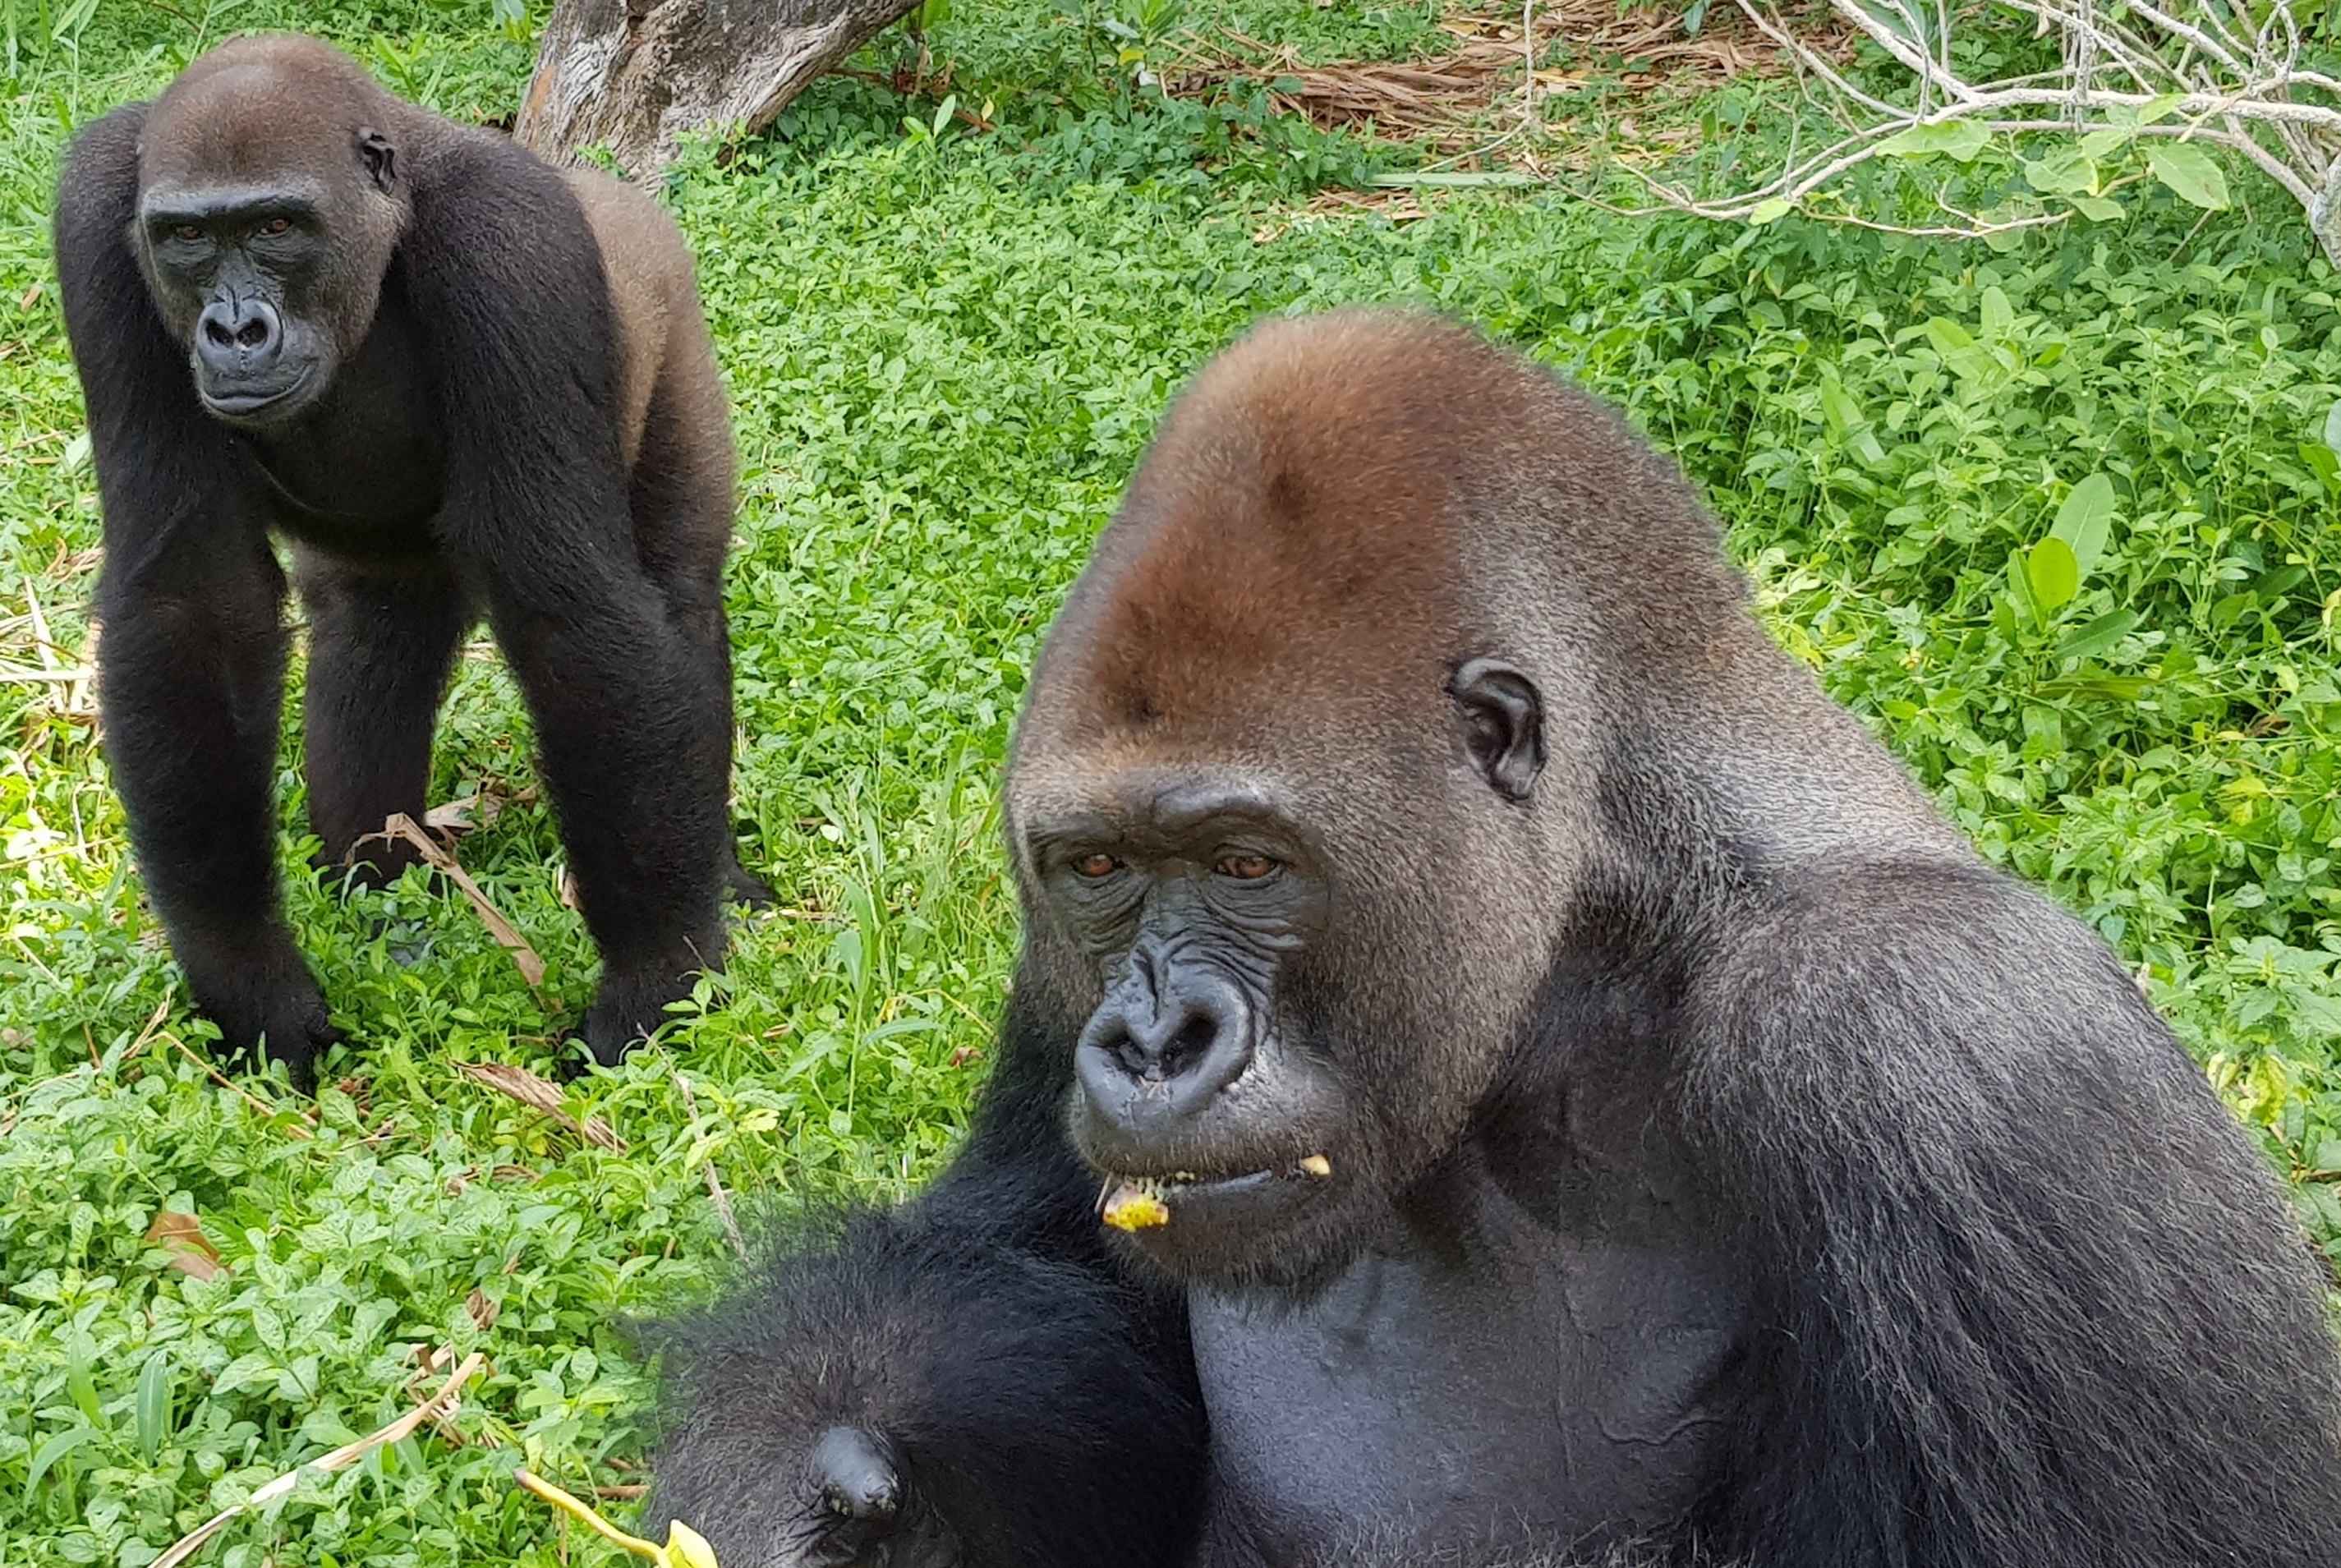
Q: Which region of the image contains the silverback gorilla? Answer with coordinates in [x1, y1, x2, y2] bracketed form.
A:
[650, 311, 2341, 1566]
[53, 36, 764, 1088]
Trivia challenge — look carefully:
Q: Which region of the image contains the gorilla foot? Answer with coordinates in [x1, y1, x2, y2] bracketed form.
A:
[726, 858, 776, 910]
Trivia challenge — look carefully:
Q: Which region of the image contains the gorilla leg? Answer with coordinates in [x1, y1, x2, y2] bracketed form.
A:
[628, 364, 771, 908]
[296, 556, 469, 888]
[481, 560, 734, 1065]
[99, 524, 338, 1088]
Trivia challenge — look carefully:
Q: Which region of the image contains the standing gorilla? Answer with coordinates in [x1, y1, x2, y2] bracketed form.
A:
[53, 35, 765, 1087]
[649, 311, 2341, 1567]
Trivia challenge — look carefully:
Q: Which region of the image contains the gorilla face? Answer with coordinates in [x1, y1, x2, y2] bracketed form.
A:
[134, 71, 404, 429]
[1025, 772, 1363, 1282]
[1016, 660, 1551, 1291]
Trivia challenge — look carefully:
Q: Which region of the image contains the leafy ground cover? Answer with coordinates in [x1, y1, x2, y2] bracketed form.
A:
[2, 2, 2339, 1562]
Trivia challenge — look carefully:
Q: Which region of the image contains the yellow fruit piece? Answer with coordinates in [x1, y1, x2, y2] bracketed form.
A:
[665, 1521, 721, 1568]
[1102, 1184, 1171, 1231]
[1299, 1154, 1332, 1178]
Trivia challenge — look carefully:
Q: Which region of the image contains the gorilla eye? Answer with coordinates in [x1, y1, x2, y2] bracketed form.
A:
[263, 217, 291, 234]
[1073, 853, 1120, 879]
[1216, 854, 1276, 881]
[173, 223, 203, 241]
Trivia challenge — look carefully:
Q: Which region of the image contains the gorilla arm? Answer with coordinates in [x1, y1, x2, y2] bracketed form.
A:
[646, 985, 1211, 1568]
[1681, 858, 2341, 1568]
[393, 131, 736, 1064]
[55, 107, 340, 1083]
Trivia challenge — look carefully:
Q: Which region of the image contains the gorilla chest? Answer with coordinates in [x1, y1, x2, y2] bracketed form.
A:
[1192, 1218, 1740, 1563]
[244, 309, 448, 551]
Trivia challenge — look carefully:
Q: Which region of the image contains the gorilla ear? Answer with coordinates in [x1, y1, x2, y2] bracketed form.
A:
[1451, 658, 1544, 802]
[356, 127, 397, 192]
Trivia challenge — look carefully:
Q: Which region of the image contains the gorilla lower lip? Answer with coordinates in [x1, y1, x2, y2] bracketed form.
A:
[1098, 1156, 1333, 1230]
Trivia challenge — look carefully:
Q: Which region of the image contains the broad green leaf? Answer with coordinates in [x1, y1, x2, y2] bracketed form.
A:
[2024, 145, 2099, 196]
[2055, 607, 2142, 662]
[2302, 442, 2341, 490]
[2069, 195, 2124, 222]
[2323, 398, 2341, 456]
[1980, 286, 2012, 342]
[2027, 536, 2081, 612]
[1878, 120, 1990, 161]
[135, 1354, 172, 1461]
[1747, 197, 1792, 225]
[2136, 93, 2186, 126]
[2079, 128, 2131, 162]
[24, 1428, 98, 1499]
[1923, 316, 1975, 354]
[1819, 377, 1861, 437]
[2035, 674, 2155, 701]
[2049, 473, 2118, 582]
[2145, 142, 2230, 209]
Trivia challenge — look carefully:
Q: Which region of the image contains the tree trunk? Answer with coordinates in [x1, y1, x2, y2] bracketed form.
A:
[517, 0, 922, 177]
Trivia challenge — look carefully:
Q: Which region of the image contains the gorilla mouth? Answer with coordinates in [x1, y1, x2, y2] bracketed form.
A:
[1099, 1154, 1332, 1231]
[199, 370, 314, 422]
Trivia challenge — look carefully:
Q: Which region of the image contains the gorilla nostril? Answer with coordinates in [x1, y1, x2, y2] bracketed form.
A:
[236, 318, 271, 348]
[201, 313, 236, 347]
[1160, 1010, 1221, 1077]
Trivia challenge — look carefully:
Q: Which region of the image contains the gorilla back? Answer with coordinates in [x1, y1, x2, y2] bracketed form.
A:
[651, 311, 2341, 1567]
[53, 35, 760, 1085]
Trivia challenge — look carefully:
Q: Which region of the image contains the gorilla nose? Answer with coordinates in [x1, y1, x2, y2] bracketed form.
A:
[195, 297, 283, 369]
[1076, 948, 1256, 1120]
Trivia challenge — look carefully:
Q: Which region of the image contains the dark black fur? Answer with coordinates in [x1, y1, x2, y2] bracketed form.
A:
[53, 36, 760, 1087]
[649, 313, 2341, 1566]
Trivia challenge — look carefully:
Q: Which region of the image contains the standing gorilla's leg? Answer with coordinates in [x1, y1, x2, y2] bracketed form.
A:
[625, 366, 772, 908]
[99, 519, 338, 1088]
[481, 558, 734, 1064]
[296, 556, 469, 887]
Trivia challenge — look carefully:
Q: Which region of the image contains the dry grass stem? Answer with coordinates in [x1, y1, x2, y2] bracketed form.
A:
[151, 1351, 485, 1568]
[1166, 1, 1837, 159]
[362, 812, 548, 990]
[676, 1072, 749, 1259]
[456, 1060, 628, 1152]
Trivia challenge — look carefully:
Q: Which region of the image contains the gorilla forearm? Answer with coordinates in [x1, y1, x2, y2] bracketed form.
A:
[651, 1161, 1208, 1568]
[1682, 858, 2341, 1566]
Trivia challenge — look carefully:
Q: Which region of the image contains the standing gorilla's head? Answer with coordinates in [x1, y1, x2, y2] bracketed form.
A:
[130, 36, 409, 428]
[1005, 311, 1745, 1290]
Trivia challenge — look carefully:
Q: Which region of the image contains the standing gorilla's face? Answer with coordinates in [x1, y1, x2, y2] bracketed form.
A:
[133, 67, 404, 428]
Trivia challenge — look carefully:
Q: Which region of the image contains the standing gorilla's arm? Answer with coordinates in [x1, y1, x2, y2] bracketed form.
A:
[55, 108, 339, 1084]
[1684, 859, 2341, 1567]
[648, 986, 1211, 1568]
[396, 135, 738, 1064]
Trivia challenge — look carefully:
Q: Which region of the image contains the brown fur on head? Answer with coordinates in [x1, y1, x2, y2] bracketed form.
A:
[1004, 313, 1623, 1289]
[1005, 309, 1945, 1290]
[132, 36, 411, 423]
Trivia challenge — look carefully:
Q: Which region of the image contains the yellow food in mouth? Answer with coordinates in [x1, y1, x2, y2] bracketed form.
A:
[1102, 1182, 1172, 1231]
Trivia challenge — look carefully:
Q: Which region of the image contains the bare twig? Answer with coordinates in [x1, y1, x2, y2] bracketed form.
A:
[456, 1060, 628, 1152]
[1676, 0, 2341, 260]
[356, 812, 547, 991]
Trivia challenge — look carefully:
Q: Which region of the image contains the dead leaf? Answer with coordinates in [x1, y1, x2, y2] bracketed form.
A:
[456, 1060, 628, 1152]
[466, 1287, 501, 1331]
[145, 1211, 226, 1281]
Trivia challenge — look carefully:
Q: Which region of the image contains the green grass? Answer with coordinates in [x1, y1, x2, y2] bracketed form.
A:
[4, 2, 2341, 1562]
